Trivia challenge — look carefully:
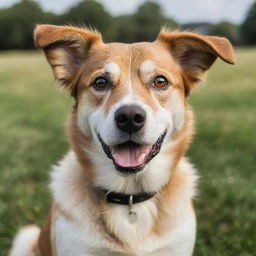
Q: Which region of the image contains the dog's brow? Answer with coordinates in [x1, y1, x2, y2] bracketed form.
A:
[104, 62, 120, 76]
[140, 60, 156, 74]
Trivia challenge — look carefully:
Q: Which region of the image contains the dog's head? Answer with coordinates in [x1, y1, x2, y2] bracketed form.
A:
[34, 25, 235, 177]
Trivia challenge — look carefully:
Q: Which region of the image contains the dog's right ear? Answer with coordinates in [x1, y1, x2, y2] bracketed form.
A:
[34, 25, 102, 95]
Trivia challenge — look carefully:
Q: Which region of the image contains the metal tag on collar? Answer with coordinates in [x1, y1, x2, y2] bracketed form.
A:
[128, 195, 137, 224]
[104, 190, 111, 202]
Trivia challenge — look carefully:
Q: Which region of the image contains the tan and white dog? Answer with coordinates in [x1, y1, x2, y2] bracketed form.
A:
[10, 25, 235, 256]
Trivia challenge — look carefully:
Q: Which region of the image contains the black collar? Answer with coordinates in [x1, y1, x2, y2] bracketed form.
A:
[100, 189, 156, 205]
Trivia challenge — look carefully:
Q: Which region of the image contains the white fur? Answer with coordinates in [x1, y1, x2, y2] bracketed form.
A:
[51, 152, 196, 256]
[168, 89, 185, 133]
[89, 142, 173, 194]
[104, 62, 120, 82]
[127, 51, 133, 93]
[77, 99, 94, 134]
[9, 225, 40, 256]
[85, 87, 175, 196]
[104, 62, 120, 75]
[77, 62, 120, 135]
[89, 91, 171, 147]
[50, 152, 197, 255]
[140, 60, 156, 74]
[86, 86, 184, 196]
[78, 56, 185, 162]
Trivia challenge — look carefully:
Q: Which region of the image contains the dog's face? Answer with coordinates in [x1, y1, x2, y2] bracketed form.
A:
[76, 42, 185, 174]
[35, 25, 235, 176]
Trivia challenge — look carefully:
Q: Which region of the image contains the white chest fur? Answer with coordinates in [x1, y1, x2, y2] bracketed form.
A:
[51, 152, 197, 256]
[53, 204, 196, 256]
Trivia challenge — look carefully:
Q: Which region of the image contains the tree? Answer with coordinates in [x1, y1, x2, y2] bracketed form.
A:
[0, 0, 179, 49]
[63, 0, 115, 41]
[44, 11, 62, 25]
[209, 21, 240, 45]
[0, 0, 47, 49]
[115, 15, 137, 43]
[241, 2, 256, 44]
[133, 1, 177, 42]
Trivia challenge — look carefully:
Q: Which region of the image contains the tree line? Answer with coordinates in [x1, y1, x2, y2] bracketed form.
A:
[0, 0, 255, 50]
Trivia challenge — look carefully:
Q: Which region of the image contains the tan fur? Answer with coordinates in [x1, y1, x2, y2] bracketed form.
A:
[34, 25, 102, 91]
[158, 28, 235, 64]
[68, 112, 95, 180]
[158, 28, 235, 95]
[35, 205, 55, 256]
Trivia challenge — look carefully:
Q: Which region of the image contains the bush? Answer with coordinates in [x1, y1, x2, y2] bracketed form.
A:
[241, 2, 256, 44]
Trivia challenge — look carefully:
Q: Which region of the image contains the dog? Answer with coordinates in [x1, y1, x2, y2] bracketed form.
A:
[9, 25, 235, 256]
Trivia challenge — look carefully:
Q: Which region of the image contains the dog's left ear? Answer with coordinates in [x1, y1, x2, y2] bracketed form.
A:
[157, 29, 235, 95]
[34, 24, 103, 96]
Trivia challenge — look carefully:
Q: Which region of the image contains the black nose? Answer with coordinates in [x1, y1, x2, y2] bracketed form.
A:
[115, 105, 146, 133]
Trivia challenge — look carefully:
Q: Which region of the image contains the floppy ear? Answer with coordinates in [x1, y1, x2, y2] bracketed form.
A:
[157, 29, 235, 95]
[34, 24, 102, 96]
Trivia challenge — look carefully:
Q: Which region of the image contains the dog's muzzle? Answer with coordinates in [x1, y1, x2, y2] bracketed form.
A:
[97, 131, 166, 175]
[96, 104, 167, 174]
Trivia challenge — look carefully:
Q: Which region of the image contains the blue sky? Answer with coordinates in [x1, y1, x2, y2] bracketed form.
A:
[0, 0, 254, 24]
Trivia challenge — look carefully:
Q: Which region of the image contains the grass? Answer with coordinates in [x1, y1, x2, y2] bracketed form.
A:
[0, 49, 255, 255]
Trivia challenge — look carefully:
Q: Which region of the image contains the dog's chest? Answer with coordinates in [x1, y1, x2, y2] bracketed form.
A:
[53, 202, 196, 256]
[53, 202, 158, 255]
[50, 153, 197, 255]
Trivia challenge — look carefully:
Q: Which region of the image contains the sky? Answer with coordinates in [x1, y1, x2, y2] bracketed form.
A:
[0, 0, 254, 24]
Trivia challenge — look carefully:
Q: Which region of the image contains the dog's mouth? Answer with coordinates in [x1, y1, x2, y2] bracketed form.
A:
[97, 131, 166, 174]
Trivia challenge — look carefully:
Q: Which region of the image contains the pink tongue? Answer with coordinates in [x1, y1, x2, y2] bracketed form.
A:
[112, 145, 152, 168]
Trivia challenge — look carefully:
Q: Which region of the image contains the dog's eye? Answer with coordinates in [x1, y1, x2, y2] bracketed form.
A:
[93, 77, 108, 90]
[153, 76, 169, 89]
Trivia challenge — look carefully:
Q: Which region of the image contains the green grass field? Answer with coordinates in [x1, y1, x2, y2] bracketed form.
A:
[0, 49, 255, 255]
